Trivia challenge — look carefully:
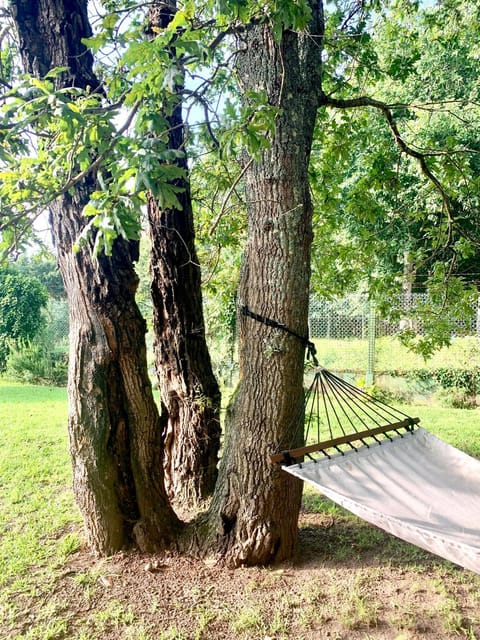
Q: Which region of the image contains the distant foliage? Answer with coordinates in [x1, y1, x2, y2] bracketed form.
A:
[407, 367, 480, 408]
[11, 253, 65, 299]
[0, 271, 48, 370]
[407, 368, 480, 396]
[5, 298, 69, 385]
[6, 342, 68, 386]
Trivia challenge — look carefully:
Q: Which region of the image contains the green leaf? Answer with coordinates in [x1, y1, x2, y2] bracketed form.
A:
[44, 67, 69, 79]
[81, 34, 107, 53]
[102, 12, 119, 30]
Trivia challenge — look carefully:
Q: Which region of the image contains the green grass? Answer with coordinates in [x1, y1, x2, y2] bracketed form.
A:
[1, 379, 480, 639]
[0, 382, 80, 631]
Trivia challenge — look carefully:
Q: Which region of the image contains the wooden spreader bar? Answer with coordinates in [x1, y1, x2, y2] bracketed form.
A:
[270, 417, 420, 465]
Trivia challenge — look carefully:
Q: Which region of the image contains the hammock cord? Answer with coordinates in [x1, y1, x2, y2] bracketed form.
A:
[239, 304, 417, 458]
[275, 366, 418, 460]
[300, 369, 417, 453]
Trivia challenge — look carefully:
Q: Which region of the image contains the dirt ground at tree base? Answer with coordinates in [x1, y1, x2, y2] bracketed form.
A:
[6, 511, 480, 640]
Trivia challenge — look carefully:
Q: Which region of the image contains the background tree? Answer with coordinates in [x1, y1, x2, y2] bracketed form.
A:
[12, 251, 66, 299]
[5, 251, 69, 384]
[309, 0, 480, 355]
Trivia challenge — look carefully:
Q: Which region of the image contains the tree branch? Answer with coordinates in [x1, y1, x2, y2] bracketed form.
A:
[209, 158, 253, 236]
[323, 93, 455, 239]
[183, 88, 220, 149]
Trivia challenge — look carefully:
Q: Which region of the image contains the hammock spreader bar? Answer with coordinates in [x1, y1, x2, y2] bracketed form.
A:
[271, 367, 421, 465]
[270, 416, 420, 464]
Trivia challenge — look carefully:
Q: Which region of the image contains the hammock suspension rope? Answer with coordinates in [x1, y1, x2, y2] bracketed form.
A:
[240, 305, 420, 466]
[271, 368, 419, 465]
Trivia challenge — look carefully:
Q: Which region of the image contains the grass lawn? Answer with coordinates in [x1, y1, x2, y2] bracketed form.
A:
[1, 380, 480, 639]
[0, 382, 81, 638]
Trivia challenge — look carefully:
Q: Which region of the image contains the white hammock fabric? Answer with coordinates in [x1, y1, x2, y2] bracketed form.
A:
[284, 428, 480, 573]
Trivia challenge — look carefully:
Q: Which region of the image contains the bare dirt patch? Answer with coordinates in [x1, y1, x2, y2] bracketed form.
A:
[6, 511, 480, 640]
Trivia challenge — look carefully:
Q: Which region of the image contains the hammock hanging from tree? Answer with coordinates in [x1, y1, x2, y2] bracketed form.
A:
[271, 368, 480, 574]
[240, 304, 480, 573]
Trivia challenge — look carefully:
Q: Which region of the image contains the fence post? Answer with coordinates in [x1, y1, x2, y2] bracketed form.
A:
[366, 299, 376, 385]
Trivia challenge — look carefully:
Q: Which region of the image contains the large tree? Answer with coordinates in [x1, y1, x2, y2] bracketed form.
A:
[204, 6, 324, 565]
[3, 0, 480, 568]
[10, 0, 181, 554]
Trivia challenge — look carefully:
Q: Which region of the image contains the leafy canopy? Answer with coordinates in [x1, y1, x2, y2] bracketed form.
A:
[309, 0, 480, 355]
[1, 0, 479, 355]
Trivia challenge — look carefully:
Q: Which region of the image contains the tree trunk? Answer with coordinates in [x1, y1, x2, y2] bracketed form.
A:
[12, 0, 181, 554]
[52, 193, 181, 553]
[147, 3, 221, 508]
[206, 19, 323, 565]
[149, 192, 222, 508]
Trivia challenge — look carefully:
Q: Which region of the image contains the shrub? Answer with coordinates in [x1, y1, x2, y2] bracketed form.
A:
[6, 342, 68, 385]
[389, 368, 480, 408]
[4, 298, 69, 386]
[433, 387, 477, 409]
[0, 271, 48, 369]
[406, 368, 480, 398]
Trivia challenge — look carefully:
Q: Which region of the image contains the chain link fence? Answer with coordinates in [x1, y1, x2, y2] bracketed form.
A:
[309, 293, 480, 382]
[309, 293, 480, 340]
[32, 292, 479, 387]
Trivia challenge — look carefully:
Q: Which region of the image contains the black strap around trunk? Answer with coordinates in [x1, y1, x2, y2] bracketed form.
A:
[240, 304, 319, 366]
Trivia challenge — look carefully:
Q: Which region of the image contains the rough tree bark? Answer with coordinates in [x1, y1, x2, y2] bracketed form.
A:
[147, 3, 221, 508]
[206, 14, 324, 565]
[12, 0, 181, 554]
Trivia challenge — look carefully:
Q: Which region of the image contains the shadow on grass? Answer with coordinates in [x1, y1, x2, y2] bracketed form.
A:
[295, 494, 456, 574]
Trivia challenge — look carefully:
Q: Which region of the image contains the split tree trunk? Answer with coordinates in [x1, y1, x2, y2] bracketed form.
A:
[149, 191, 222, 508]
[52, 195, 181, 553]
[206, 18, 323, 566]
[147, 3, 221, 508]
[12, 0, 181, 554]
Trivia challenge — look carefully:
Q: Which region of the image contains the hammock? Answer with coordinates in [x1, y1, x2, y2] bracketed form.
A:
[271, 368, 480, 574]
